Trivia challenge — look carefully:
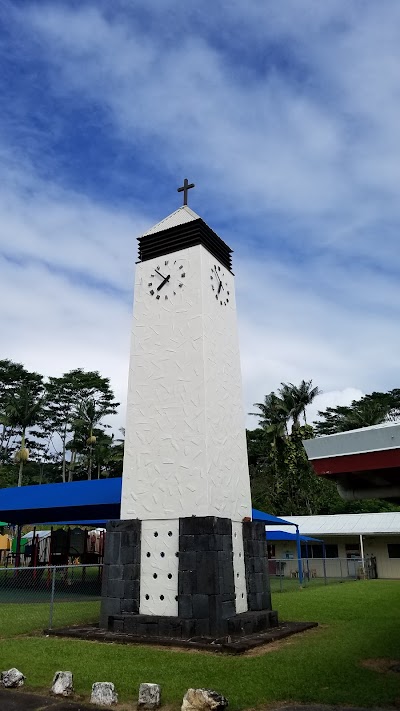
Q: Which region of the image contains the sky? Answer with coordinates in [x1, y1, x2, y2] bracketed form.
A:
[1, 0, 400, 430]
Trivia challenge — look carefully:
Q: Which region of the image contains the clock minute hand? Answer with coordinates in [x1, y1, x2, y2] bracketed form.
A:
[217, 281, 223, 295]
[157, 274, 170, 291]
[155, 269, 166, 279]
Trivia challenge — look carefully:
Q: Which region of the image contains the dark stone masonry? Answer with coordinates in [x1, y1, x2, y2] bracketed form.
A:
[100, 516, 278, 640]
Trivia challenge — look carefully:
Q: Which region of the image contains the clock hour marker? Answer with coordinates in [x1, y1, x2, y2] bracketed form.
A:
[165, 260, 169, 265]
[156, 295, 160, 300]
[179, 265, 183, 270]
[165, 295, 168, 299]
[181, 273, 185, 278]
[150, 290, 154, 295]
[179, 283, 183, 288]
[148, 282, 152, 286]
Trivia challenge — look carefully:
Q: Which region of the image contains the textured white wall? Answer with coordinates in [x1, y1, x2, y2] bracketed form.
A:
[232, 522, 248, 613]
[139, 519, 179, 615]
[121, 244, 252, 521]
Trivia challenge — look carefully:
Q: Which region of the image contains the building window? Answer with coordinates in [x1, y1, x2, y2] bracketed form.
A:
[267, 544, 276, 559]
[387, 544, 400, 559]
[325, 544, 339, 558]
[301, 543, 338, 559]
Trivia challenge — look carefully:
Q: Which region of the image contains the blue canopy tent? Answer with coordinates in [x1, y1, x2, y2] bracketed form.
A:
[0, 478, 122, 526]
[265, 530, 321, 542]
[0, 480, 307, 580]
[252, 508, 305, 582]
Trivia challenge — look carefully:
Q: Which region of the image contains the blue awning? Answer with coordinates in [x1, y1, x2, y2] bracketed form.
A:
[0, 478, 297, 528]
[0, 478, 122, 524]
[252, 509, 296, 527]
[265, 530, 322, 542]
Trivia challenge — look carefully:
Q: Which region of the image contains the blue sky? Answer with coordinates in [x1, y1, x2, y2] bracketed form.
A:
[1, 0, 400, 427]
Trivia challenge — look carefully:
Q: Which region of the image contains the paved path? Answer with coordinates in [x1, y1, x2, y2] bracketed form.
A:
[0, 689, 94, 710]
[0, 691, 396, 711]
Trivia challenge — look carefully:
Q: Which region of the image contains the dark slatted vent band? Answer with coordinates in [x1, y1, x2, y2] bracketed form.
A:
[138, 219, 233, 272]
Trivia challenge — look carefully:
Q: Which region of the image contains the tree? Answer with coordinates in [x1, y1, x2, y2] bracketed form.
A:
[314, 390, 397, 436]
[278, 379, 321, 431]
[6, 372, 44, 486]
[0, 359, 32, 463]
[73, 394, 119, 480]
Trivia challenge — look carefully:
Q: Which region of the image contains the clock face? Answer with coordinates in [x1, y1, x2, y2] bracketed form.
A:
[146, 258, 186, 301]
[210, 264, 230, 306]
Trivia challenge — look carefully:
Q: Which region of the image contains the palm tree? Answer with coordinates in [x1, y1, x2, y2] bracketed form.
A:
[74, 398, 111, 480]
[279, 380, 321, 430]
[250, 392, 288, 431]
[7, 386, 44, 486]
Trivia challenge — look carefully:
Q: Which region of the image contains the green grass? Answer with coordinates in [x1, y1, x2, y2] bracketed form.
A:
[0, 581, 399, 708]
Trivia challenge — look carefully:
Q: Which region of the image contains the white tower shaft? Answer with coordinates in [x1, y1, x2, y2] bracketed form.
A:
[121, 242, 251, 522]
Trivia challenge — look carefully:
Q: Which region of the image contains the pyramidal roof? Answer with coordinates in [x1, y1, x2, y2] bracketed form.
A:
[142, 206, 201, 236]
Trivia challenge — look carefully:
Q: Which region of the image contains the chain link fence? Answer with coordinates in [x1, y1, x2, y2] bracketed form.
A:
[269, 557, 371, 592]
[0, 564, 102, 631]
[0, 557, 377, 634]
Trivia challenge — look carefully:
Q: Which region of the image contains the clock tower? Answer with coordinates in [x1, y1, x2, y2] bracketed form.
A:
[100, 193, 276, 640]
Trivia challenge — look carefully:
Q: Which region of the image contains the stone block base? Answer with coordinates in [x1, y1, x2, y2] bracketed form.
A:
[100, 516, 278, 638]
[107, 609, 278, 639]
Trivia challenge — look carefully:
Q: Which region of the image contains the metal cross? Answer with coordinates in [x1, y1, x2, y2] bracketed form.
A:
[177, 178, 195, 206]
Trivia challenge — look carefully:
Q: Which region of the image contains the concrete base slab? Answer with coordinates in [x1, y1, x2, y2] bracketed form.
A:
[46, 620, 318, 654]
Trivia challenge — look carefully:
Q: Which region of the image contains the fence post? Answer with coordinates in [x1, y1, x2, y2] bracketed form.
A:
[323, 556, 327, 585]
[48, 566, 56, 630]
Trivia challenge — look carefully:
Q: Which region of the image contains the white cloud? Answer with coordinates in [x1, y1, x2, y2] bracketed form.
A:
[1, 1, 400, 442]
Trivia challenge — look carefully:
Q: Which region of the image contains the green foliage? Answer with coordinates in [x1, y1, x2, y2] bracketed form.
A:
[0, 360, 122, 487]
[250, 380, 400, 516]
[0, 583, 399, 707]
[249, 380, 336, 515]
[314, 388, 400, 435]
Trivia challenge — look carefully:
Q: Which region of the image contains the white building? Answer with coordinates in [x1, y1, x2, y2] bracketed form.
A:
[268, 512, 400, 579]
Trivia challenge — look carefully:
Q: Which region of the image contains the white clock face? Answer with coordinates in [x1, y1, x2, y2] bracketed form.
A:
[210, 264, 230, 306]
[146, 258, 186, 301]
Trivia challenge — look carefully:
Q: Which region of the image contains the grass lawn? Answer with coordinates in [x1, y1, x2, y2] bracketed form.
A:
[0, 581, 399, 708]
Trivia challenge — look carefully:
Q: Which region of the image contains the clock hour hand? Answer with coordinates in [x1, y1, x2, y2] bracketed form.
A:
[157, 274, 170, 291]
[217, 281, 223, 294]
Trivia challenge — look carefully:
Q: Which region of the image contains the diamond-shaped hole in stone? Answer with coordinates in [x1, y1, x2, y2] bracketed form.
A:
[145, 594, 150, 600]
[146, 552, 150, 558]
[160, 595, 164, 600]
[154, 532, 158, 537]
[242, 593, 244, 598]
[160, 552, 165, 557]
[175, 595, 178, 601]
[153, 573, 157, 579]
[237, 572, 240, 577]
[168, 531, 173, 536]
[234, 532, 238, 538]
[168, 573, 172, 579]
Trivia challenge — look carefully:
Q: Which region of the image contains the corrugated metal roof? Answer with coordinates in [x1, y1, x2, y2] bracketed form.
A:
[304, 422, 400, 460]
[142, 206, 201, 236]
[269, 512, 400, 536]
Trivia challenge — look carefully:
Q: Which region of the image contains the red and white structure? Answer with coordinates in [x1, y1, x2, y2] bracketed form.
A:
[303, 423, 400, 502]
